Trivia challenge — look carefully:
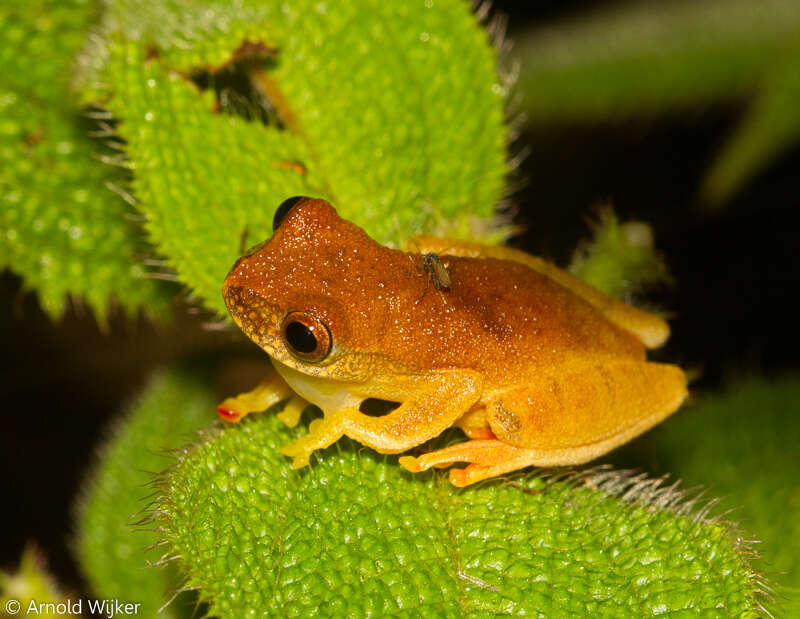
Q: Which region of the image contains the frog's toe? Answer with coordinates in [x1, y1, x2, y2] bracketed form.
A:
[280, 410, 350, 470]
[398, 455, 422, 473]
[280, 428, 327, 467]
[399, 455, 451, 473]
[398, 440, 497, 472]
[280, 438, 305, 457]
[276, 397, 306, 428]
[217, 399, 246, 422]
[449, 464, 492, 487]
[217, 405, 243, 422]
[400, 452, 495, 486]
[290, 454, 311, 469]
[281, 440, 312, 466]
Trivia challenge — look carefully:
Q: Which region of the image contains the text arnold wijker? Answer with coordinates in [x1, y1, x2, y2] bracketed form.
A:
[26, 598, 142, 617]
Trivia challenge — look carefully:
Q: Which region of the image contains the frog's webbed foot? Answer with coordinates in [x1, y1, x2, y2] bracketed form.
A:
[281, 410, 355, 468]
[217, 371, 306, 423]
[400, 440, 540, 487]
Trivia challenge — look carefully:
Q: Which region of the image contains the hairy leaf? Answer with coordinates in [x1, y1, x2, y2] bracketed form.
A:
[0, 0, 172, 323]
[82, 0, 509, 315]
[650, 377, 800, 616]
[568, 207, 670, 299]
[157, 398, 763, 616]
[75, 369, 214, 617]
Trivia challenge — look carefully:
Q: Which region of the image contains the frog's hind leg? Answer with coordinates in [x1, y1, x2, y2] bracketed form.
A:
[486, 359, 687, 462]
[401, 358, 687, 487]
[399, 441, 544, 487]
[217, 370, 307, 425]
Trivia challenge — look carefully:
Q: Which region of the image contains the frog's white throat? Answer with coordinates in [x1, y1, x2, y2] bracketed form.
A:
[271, 358, 363, 415]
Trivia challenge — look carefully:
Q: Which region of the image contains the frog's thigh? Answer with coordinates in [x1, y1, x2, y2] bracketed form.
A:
[281, 370, 482, 468]
[488, 359, 687, 463]
[217, 368, 306, 424]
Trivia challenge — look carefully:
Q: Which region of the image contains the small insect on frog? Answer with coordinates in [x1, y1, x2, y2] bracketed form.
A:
[423, 253, 451, 291]
[218, 197, 687, 486]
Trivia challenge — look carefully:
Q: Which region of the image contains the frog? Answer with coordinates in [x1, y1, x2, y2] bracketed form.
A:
[218, 196, 687, 486]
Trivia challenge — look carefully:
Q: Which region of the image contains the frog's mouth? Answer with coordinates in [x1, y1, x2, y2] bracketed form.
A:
[270, 359, 401, 417]
[271, 358, 365, 415]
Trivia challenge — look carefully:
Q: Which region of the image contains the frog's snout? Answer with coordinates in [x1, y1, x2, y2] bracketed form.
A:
[221, 282, 281, 352]
[222, 283, 261, 323]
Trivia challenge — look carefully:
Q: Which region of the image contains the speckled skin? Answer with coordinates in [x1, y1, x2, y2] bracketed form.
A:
[221, 198, 687, 486]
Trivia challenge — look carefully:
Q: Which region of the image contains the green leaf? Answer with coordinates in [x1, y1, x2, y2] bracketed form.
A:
[646, 376, 800, 616]
[75, 369, 215, 617]
[0, 0, 173, 323]
[514, 0, 800, 206]
[156, 401, 763, 616]
[515, 0, 800, 121]
[82, 0, 509, 315]
[702, 42, 800, 204]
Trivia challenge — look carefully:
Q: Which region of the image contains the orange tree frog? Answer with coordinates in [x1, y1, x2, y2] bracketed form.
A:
[218, 197, 687, 486]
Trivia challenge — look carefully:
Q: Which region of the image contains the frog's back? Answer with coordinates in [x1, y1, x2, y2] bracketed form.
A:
[380, 252, 647, 383]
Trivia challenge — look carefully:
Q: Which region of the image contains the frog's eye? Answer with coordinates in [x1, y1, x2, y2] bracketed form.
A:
[273, 196, 309, 231]
[280, 311, 332, 362]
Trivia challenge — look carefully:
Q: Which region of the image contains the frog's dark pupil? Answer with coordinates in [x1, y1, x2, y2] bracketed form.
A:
[285, 320, 318, 354]
[273, 196, 308, 231]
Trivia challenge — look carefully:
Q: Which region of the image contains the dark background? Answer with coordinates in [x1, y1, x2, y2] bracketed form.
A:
[2, 0, 798, 593]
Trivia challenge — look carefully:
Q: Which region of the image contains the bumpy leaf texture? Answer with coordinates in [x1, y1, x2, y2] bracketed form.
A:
[0, 0, 172, 323]
[157, 408, 763, 617]
[81, 0, 509, 315]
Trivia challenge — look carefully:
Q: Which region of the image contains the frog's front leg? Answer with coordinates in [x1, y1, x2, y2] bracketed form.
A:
[281, 370, 483, 469]
[217, 369, 308, 425]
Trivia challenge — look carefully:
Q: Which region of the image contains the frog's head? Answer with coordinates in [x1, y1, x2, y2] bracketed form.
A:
[222, 197, 398, 381]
